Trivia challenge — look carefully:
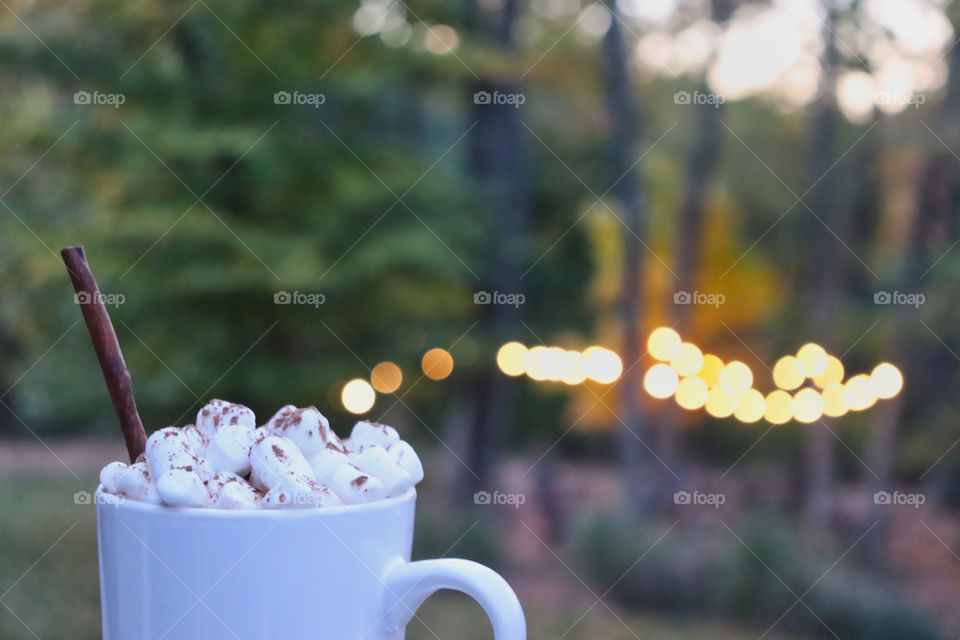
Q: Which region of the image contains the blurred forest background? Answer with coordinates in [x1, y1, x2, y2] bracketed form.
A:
[2, 0, 960, 638]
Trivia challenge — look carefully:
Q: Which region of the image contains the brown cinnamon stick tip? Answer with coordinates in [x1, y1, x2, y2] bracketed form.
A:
[61, 245, 147, 463]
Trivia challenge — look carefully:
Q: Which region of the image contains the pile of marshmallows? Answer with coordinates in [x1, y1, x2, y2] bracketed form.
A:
[97, 400, 423, 509]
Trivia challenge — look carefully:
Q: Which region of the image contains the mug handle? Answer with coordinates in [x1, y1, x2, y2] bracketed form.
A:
[381, 557, 526, 639]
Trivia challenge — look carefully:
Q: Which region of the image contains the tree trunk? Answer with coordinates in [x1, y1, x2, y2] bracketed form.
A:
[452, 0, 530, 501]
[660, 0, 728, 497]
[802, 8, 842, 531]
[602, 0, 651, 513]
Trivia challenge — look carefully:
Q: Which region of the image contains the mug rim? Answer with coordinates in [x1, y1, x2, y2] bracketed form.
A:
[95, 486, 416, 518]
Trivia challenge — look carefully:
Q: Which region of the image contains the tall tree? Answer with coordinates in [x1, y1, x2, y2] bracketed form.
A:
[451, 0, 531, 499]
[658, 0, 733, 497]
[602, 0, 651, 513]
[803, 6, 843, 529]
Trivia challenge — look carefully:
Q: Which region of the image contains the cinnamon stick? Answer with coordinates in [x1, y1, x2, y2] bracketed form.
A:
[61, 246, 146, 462]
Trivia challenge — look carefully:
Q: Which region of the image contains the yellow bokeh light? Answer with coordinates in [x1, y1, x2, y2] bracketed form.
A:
[643, 363, 679, 399]
[696, 354, 724, 387]
[525, 346, 549, 380]
[670, 343, 704, 377]
[585, 346, 623, 384]
[797, 343, 829, 378]
[734, 389, 766, 423]
[705, 387, 738, 418]
[773, 356, 806, 390]
[342, 378, 376, 414]
[496, 342, 528, 377]
[562, 351, 588, 385]
[821, 383, 848, 418]
[843, 374, 877, 411]
[370, 362, 402, 393]
[813, 355, 844, 388]
[647, 327, 682, 361]
[870, 362, 903, 399]
[764, 390, 793, 425]
[424, 24, 459, 55]
[422, 348, 454, 380]
[720, 361, 753, 395]
[547, 347, 571, 381]
[792, 388, 824, 423]
[675, 376, 709, 410]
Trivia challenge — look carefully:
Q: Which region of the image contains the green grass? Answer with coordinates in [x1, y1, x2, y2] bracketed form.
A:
[0, 471, 796, 639]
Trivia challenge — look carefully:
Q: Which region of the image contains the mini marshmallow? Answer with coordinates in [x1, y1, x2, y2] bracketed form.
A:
[156, 468, 210, 508]
[208, 472, 262, 509]
[389, 440, 424, 485]
[349, 445, 412, 496]
[262, 472, 343, 509]
[308, 446, 350, 483]
[348, 420, 399, 452]
[266, 405, 297, 430]
[327, 463, 387, 504]
[249, 436, 315, 491]
[117, 462, 162, 504]
[146, 427, 196, 477]
[186, 455, 216, 485]
[267, 406, 338, 455]
[196, 399, 256, 441]
[99, 461, 128, 494]
[205, 424, 255, 475]
[214, 481, 262, 510]
[206, 471, 246, 497]
[181, 424, 208, 455]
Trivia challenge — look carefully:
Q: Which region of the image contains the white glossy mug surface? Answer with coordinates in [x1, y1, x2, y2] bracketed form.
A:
[96, 489, 525, 639]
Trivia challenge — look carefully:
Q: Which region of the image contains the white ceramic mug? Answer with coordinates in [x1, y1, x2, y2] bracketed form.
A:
[96, 489, 525, 639]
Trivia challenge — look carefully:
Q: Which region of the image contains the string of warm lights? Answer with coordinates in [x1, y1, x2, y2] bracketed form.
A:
[340, 348, 455, 414]
[643, 327, 903, 424]
[496, 342, 623, 385]
[341, 330, 902, 425]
